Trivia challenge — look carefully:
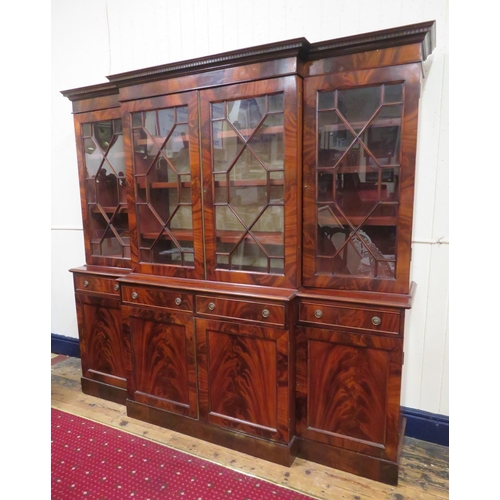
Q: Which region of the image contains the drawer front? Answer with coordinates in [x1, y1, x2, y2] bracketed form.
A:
[122, 286, 193, 312]
[196, 295, 285, 327]
[74, 274, 120, 296]
[299, 301, 400, 335]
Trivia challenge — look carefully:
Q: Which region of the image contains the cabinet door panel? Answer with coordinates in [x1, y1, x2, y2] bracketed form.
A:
[76, 294, 127, 388]
[303, 65, 421, 293]
[296, 326, 403, 461]
[73, 110, 131, 268]
[123, 92, 204, 279]
[196, 319, 291, 443]
[128, 308, 197, 418]
[200, 76, 301, 288]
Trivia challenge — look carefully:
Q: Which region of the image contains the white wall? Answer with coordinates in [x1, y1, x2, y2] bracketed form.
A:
[51, 0, 449, 416]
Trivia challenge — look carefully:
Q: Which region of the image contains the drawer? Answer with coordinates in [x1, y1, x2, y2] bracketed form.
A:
[74, 274, 120, 296]
[196, 295, 285, 327]
[299, 301, 400, 335]
[122, 285, 193, 313]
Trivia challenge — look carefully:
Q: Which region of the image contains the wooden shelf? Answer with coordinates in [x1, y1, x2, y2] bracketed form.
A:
[89, 205, 128, 214]
[136, 179, 192, 189]
[216, 230, 284, 246]
[214, 179, 283, 188]
[319, 117, 401, 132]
[141, 229, 194, 241]
[140, 230, 284, 246]
[214, 125, 283, 138]
[318, 208, 396, 227]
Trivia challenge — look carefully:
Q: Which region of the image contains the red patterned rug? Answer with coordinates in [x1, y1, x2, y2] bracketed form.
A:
[51, 408, 315, 499]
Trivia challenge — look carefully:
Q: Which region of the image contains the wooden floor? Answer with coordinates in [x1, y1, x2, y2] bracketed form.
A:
[51, 354, 449, 499]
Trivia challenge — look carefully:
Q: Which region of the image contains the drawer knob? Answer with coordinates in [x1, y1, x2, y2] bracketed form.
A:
[314, 309, 323, 319]
[262, 309, 270, 318]
[83, 280, 89, 288]
[208, 302, 216, 311]
[371, 316, 381, 326]
[131, 292, 139, 300]
[114, 284, 119, 291]
[175, 297, 182, 306]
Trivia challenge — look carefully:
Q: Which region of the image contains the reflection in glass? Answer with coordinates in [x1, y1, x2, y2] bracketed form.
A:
[82, 118, 129, 259]
[316, 84, 403, 279]
[131, 105, 195, 267]
[211, 93, 285, 273]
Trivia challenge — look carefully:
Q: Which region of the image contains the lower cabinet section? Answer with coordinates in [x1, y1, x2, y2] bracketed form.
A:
[124, 306, 198, 419]
[196, 318, 293, 444]
[73, 273, 128, 405]
[72, 276, 408, 484]
[295, 325, 404, 484]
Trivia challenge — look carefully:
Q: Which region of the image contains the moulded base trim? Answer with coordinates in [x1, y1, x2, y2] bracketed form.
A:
[126, 399, 297, 467]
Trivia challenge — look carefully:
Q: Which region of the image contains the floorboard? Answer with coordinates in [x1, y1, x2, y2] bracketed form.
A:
[51, 355, 449, 499]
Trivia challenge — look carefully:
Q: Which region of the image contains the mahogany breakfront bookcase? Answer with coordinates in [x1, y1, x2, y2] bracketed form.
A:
[62, 21, 436, 485]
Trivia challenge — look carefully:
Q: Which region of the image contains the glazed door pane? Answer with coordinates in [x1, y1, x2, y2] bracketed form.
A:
[202, 77, 300, 287]
[80, 117, 130, 261]
[212, 96, 285, 273]
[303, 66, 420, 293]
[132, 106, 194, 265]
[126, 92, 204, 278]
[317, 84, 402, 279]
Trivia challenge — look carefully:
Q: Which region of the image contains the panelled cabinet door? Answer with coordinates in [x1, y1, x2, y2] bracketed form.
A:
[73, 110, 130, 267]
[123, 91, 204, 279]
[75, 294, 127, 393]
[295, 326, 403, 462]
[126, 307, 198, 419]
[196, 318, 292, 444]
[302, 65, 421, 294]
[200, 76, 302, 288]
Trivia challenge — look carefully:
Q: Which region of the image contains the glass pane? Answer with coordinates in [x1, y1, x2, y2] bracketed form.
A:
[84, 138, 102, 178]
[211, 93, 285, 274]
[227, 97, 266, 137]
[365, 105, 402, 167]
[82, 119, 129, 259]
[314, 85, 403, 279]
[212, 120, 245, 172]
[318, 91, 335, 110]
[248, 114, 284, 169]
[337, 87, 381, 132]
[384, 83, 403, 103]
[318, 111, 355, 169]
[212, 102, 225, 120]
[133, 106, 195, 267]
[164, 124, 190, 173]
[231, 236, 269, 271]
[268, 94, 284, 112]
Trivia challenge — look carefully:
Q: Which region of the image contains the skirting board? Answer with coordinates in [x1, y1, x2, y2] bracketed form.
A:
[51, 333, 80, 358]
[50, 333, 449, 447]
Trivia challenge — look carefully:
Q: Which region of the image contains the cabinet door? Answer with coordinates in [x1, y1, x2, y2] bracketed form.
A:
[123, 91, 204, 279]
[74, 110, 130, 267]
[196, 318, 292, 443]
[296, 326, 403, 462]
[75, 293, 127, 402]
[126, 307, 198, 418]
[200, 76, 301, 288]
[302, 65, 421, 293]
